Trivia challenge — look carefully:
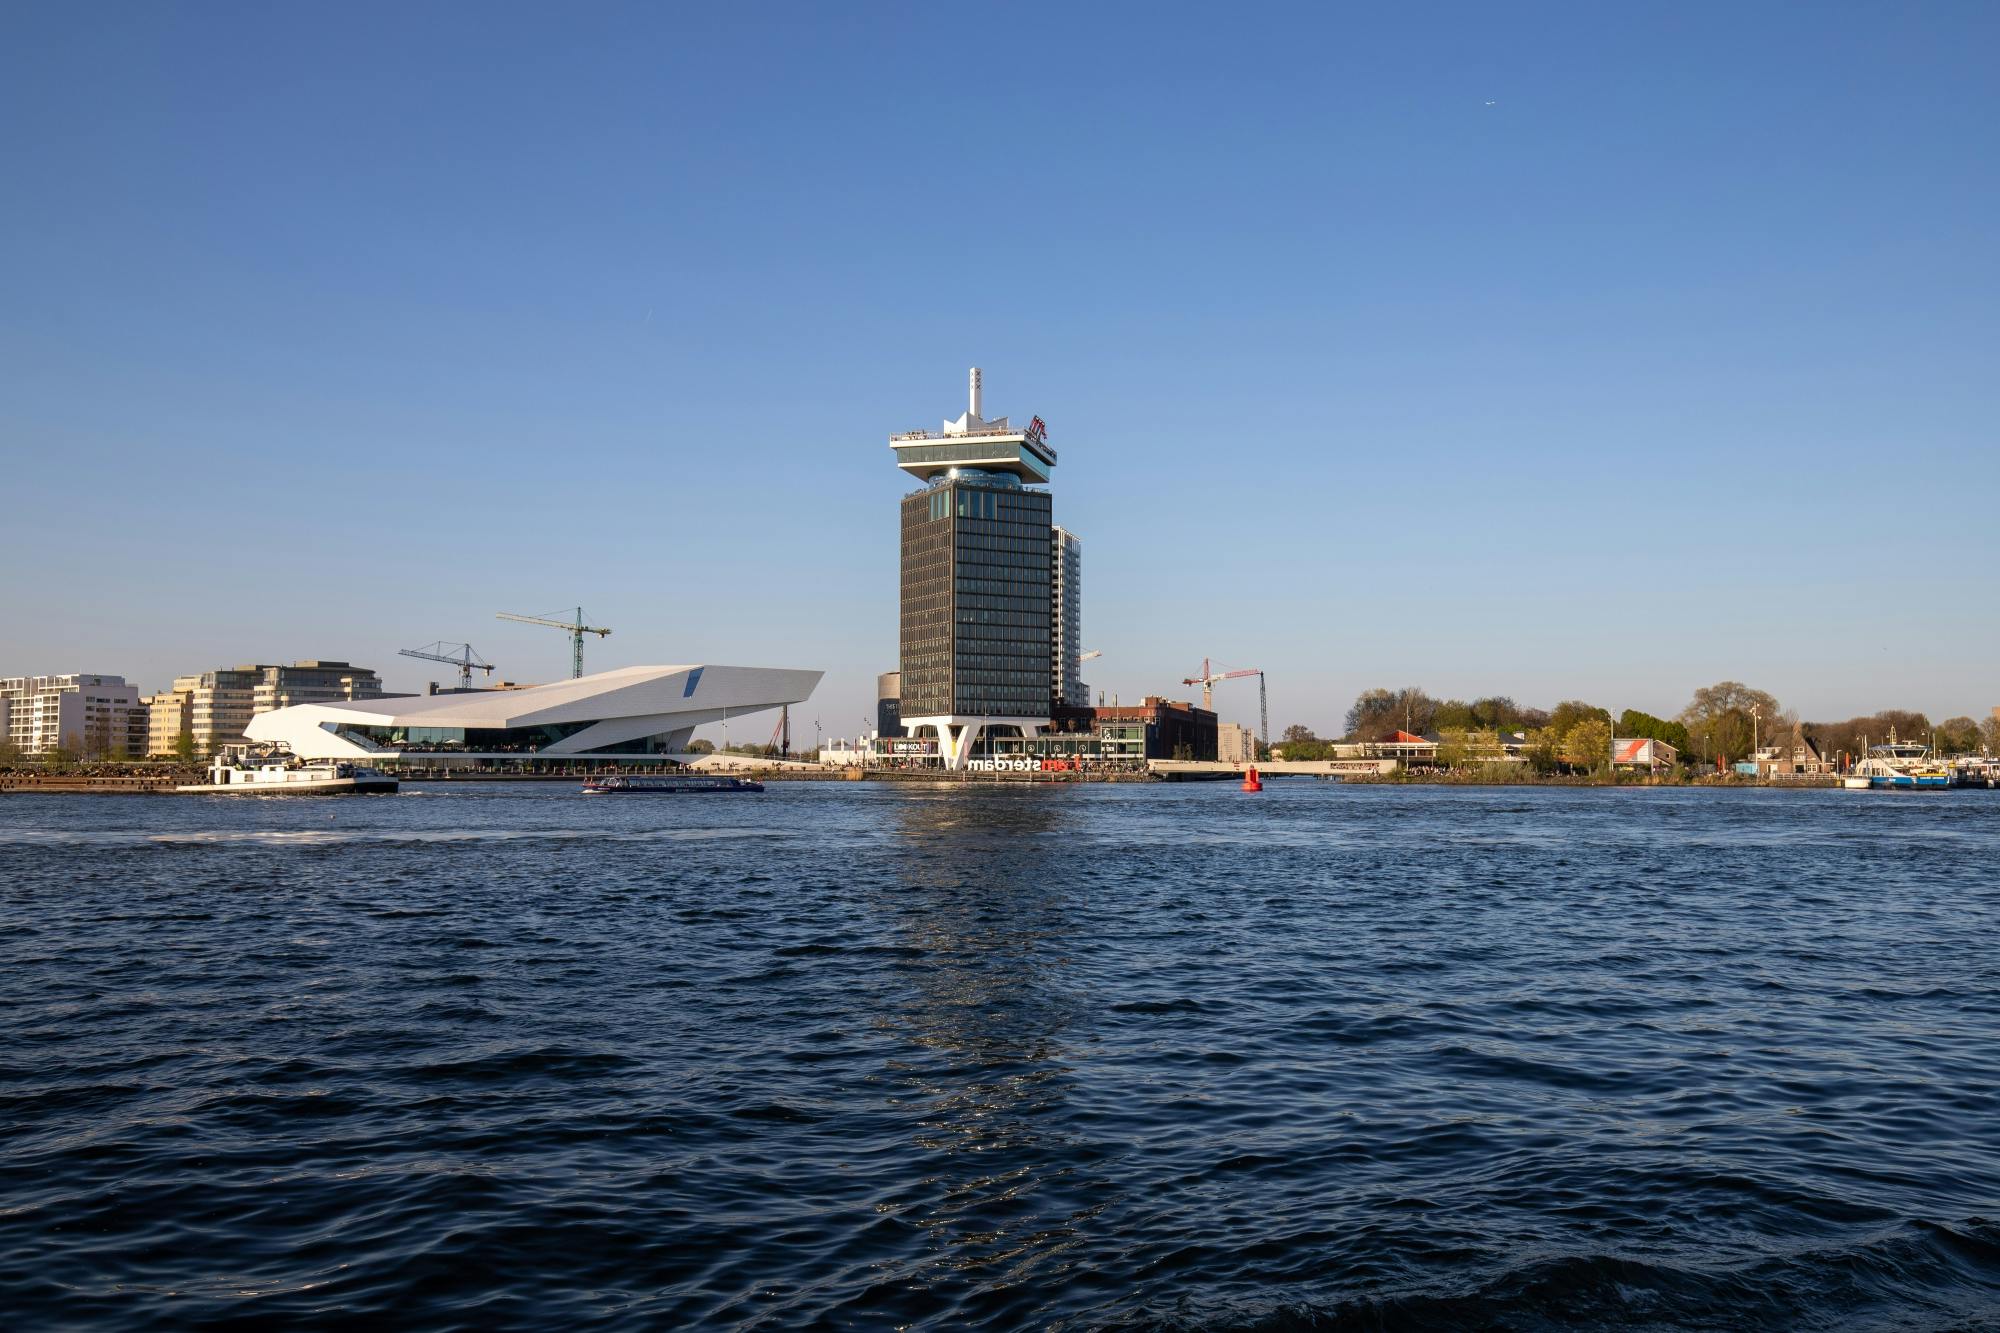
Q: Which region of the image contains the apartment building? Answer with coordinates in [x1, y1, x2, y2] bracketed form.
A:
[0, 674, 147, 758]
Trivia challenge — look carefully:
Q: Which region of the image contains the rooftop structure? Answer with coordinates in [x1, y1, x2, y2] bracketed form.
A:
[890, 367, 1058, 485]
[246, 663, 821, 765]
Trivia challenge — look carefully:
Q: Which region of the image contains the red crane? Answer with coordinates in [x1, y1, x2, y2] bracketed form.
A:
[1182, 658, 1268, 748]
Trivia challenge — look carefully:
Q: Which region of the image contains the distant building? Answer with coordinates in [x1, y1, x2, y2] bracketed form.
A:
[1051, 697, 1217, 761]
[1613, 737, 1678, 772]
[177, 661, 384, 756]
[144, 688, 193, 758]
[1217, 722, 1257, 765]
[876, 671, 905, 739]
[0, 674, 146, 758]
[1759, 724, 1828, 776]
[252, 660, 383, 713]
[1349, 731, 1438, 766]
[1051, 526, 1084, 707]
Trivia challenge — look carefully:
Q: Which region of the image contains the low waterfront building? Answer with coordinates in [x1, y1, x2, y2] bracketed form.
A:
[1760, 723, 1829, 776]
[1049, 697, 1218, 762]
[1613, 737, 1679, 772]
[246, 663, 821, 767]
[0, 674, 146, 758]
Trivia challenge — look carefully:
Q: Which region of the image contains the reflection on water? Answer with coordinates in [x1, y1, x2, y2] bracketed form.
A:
[881, 789, 1104, 1291]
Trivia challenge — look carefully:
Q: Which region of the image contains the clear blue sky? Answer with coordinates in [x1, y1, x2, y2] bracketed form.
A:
[4, 2, 1995, 736]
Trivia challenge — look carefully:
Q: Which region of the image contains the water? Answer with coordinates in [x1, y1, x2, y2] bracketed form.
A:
[2, 782, 1997, 1330]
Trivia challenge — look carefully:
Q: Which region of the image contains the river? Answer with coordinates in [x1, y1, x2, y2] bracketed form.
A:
[2, 782, 1996, 1328]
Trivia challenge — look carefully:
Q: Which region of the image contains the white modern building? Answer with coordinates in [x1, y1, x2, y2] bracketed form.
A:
[0, 674, 146, 758]
[246, 663, 821, 765]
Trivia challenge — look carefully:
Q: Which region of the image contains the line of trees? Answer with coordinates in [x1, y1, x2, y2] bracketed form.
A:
[1287, 680, 1998, 775]
[1806, 712, 1997, 761]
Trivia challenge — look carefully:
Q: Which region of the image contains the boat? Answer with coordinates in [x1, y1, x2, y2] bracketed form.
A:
[583, 773, 765, 794]
[1846, 742, 1951, 791]
[176, 747, 397, 794]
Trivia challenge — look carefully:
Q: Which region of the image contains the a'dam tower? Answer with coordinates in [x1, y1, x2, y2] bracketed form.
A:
[891, 369, 1066, 769]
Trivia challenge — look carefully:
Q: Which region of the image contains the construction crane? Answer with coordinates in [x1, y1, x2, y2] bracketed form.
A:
[398, 641, 494, 690]
[496, 607, 611, 679]
[1183, 657, 1268, 748]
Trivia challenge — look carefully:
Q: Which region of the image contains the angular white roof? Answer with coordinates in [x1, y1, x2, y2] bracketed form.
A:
[245, 663, 822, 758]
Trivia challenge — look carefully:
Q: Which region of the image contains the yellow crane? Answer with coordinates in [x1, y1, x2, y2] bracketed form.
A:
[496, 607, 611, 679]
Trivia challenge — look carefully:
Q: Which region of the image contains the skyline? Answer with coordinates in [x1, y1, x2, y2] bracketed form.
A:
[5, 4, 1997, 733]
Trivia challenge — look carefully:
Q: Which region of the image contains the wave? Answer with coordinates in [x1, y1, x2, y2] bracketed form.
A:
[1129, 1219, 2000, 1331]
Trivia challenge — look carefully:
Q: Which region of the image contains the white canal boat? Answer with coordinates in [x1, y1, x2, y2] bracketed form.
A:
[175, 748, 397, 795]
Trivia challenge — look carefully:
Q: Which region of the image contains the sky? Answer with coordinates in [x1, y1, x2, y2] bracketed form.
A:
[3, 2, 1996, 738]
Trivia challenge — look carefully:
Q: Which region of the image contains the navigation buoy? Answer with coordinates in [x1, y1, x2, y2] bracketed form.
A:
[1241, 765, 1263, 792]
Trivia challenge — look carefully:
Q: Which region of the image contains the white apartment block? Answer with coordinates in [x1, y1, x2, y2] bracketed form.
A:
[0, 674, 147, 758]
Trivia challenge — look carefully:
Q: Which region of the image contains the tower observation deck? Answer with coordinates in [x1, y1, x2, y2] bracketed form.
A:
[890, 367, 1057, 485]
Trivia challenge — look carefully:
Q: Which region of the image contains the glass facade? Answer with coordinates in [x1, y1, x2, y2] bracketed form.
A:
[900, 478, 1053, 718]
[335, 720, 676, 755]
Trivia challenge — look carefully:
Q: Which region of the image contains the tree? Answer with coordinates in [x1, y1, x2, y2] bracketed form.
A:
[173, 730, 197, 766]
[1618, 709, 1690, 754]
[686, 739, 715, 754]
[1345, 687, 1436, 742]
[1679, 682, 1781, 765]
[1547, 700, 1611, 738]
[1806, 710, 1937, 764]
[1521, 727, 1561, 774]
[1936, 716, 1983, 755]
[1982, 715, 2000, 755]
[0, 739, 20, 768]
[1432, 700, 1476, 732]
[1560, 718, 1613, 772]
[1281, 724, 1318, 744]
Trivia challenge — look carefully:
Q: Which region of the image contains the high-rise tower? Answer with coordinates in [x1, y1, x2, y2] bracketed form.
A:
[1051, 526, 1083, 708]
[891, 369, 1059, 769]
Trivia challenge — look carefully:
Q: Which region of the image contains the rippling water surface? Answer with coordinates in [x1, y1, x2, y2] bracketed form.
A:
[3, 782, 1998, 1329]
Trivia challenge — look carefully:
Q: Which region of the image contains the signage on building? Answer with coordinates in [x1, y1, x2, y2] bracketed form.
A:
[1026, 415, 1048, 446]
[964, 756, 1086, 773]
[890, 740, 937, 755]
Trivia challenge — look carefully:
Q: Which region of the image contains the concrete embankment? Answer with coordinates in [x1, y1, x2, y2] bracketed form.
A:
[1, 774, 188, 794]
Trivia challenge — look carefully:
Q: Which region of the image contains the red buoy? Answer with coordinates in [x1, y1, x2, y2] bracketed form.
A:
[1241, 764, 1263, 792]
